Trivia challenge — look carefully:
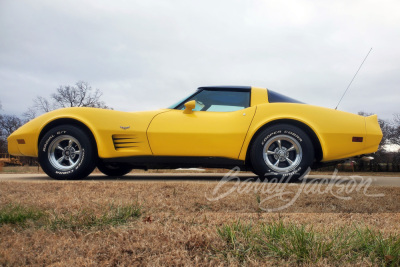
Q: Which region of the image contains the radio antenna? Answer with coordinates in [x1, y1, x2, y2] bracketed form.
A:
[335, 47, 372, 110]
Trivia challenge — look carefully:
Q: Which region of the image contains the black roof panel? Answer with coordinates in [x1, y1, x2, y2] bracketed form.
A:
[267, 90, 303, 104]
[198, 86, 251, 91]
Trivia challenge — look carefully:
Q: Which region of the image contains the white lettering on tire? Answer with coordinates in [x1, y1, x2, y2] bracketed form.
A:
[42, 135, 55, 152]
[284, 130, 303, 142]
[262, 130, 282, 145]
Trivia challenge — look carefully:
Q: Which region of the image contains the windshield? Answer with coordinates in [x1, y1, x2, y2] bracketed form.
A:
[168, 91, 198, 109]
[170, 89, 250, 112]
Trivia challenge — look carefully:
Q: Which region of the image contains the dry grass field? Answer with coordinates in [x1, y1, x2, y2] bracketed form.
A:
[1, 177, 400, 266]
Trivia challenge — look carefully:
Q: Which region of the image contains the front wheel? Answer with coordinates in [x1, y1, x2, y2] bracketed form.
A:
[38, 125, 97, 180]
[97, 162, 132, 177]
[249, 124, 314, 181]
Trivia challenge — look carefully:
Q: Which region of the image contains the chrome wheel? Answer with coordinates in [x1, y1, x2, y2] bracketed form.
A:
[263, 134, 302, 173]
[48, 135, 82, 171]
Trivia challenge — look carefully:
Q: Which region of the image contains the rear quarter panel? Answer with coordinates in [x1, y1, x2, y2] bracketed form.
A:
[239, 103, 368, 162]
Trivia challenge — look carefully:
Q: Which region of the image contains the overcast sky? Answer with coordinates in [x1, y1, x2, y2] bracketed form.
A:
[0, 0, 399, 120]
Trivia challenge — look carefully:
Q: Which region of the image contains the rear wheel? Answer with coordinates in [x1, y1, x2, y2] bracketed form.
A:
[249, 124, 314, 181]
[38, 125, 97, 180]
[97, 162, 132, 177]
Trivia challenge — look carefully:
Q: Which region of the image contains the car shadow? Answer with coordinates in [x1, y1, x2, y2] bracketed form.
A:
[3, 173, 372, 185]
[82, 173, 343, 184]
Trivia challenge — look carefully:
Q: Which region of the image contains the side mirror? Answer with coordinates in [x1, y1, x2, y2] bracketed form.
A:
[183, 100, 196, 114]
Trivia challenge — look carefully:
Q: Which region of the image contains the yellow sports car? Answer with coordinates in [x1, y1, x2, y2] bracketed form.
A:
[8, 86, 382, 180]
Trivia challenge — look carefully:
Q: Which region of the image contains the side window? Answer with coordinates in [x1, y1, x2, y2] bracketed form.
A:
[176, 90, 250, 112]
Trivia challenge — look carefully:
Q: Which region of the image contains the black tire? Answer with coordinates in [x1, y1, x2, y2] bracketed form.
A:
[38, 125, 97, 180]
[249, 124, 314, 181]
[97, 162, 132, 177]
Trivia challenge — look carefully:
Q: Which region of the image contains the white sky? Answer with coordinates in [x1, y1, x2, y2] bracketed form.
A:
[0, 0, 399, 120]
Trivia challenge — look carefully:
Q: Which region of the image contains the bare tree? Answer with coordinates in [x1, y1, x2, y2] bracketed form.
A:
[378, 119, 395, 151]
[51, 81, 108, 108]
[26, 81, 112, 118]
[394, 113, 400, 123]
[34, 96, 52, 113]
[0, 138, 5, 154]
[22, 107, 37, 122]
[0, 102, 3, 153]
[391, 113, 400, 146]
[0, 115, 23, 137]
[0, 115, 23, 154]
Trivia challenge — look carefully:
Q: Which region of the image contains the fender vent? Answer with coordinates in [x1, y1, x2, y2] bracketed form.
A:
[112, 134, 141, 150]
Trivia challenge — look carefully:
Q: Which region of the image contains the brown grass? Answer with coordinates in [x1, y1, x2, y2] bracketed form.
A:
[0, 180, 399, 266]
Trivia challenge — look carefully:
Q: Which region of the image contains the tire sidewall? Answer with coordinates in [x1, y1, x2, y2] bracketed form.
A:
[250, 124, 314, 180]
[96, 162, 132, 177]
[39, 125, 96, 180]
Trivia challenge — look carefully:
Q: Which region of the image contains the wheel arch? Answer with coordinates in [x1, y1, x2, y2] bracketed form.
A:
[245, 119, 323, 167]
[38, 118, 99, 156]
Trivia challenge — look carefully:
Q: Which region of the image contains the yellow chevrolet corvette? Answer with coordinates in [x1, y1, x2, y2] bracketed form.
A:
[8, 86, 382, 180]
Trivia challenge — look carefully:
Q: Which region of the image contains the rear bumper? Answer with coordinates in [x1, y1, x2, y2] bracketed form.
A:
[319, 114, 382, 162]
[362, 114, 383, 154]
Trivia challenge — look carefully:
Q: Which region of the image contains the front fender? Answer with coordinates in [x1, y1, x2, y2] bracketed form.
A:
[8, 107, 166, 158]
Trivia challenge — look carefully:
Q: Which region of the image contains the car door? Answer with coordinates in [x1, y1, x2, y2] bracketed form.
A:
[147, 89, 256, 159]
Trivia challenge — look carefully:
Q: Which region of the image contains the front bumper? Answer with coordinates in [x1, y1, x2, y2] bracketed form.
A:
[7, 136, 23, 156]
[7, 130, 38, 157]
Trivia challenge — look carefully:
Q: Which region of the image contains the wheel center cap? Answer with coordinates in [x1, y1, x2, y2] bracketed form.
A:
[274, 147, 289, 161]
[64, 147, 76, 158]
